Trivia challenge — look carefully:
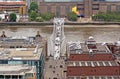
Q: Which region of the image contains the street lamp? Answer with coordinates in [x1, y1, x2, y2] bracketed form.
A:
[63, 70, 67, 79]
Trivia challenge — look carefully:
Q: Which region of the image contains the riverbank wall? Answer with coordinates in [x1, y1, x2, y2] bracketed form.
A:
[0, 22, 120, 28]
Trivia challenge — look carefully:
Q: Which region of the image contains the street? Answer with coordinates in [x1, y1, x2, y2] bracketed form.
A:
[44, 57, 67, 79]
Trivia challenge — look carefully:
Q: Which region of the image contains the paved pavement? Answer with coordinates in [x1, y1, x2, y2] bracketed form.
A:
[44, 57, 67, 79]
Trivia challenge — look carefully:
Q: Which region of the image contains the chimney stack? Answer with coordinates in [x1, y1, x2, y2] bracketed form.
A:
[36, 31, 41, 37]
[1, 31, 6, 37]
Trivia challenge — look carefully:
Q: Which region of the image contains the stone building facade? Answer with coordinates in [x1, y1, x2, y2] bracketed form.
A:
[38, 0, 120, 17]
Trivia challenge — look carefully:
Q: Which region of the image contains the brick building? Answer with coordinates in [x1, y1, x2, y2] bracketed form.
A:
[107, 41, 120, 65]
[107, 41, 120, 54]
[38, 0, 120, 17]
[0, 0, 27, 15]
[66, 37, 120, 79]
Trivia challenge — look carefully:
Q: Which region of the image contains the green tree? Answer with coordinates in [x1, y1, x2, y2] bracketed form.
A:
[67, 12, 77, 21]
[10, 13, 17, 22]
[41, 12, 53, 21]
[29, 11, 38, 21]
[92, 11, 120, 22]
[29, 2, 38, 12]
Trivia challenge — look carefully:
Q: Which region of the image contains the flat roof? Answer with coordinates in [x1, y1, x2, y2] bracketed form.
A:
[0, 64, 36, 75]
[67, 42, 111, 54]
[0, 48, 43, 60]
[0, 36, 46, 48]
[67, 61, 119, 67]
[0, 1, 26, 5]
[68, 54, 114, 61]
[67, 76, 120, 79]
[67, 64, 120, 77]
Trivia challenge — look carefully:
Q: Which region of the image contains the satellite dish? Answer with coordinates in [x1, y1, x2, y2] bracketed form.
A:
[89, 49, 94, 56]
[4, 11, 6, 14]
[116, 41, 120, 46]
[101, 42, 106, 45]
[89, 36, 93, 39]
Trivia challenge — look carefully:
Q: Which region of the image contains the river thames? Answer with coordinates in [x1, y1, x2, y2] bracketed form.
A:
[0, 25, 120, 43]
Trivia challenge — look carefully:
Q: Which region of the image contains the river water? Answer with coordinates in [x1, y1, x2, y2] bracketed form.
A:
[0, 25, 120, 43]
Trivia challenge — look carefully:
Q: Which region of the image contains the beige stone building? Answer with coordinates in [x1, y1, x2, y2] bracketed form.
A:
[0, 64, 36, 79]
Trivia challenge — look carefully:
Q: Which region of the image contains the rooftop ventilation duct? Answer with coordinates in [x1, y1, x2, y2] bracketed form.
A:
[89, 49, 94, 57]
[88, 36, 94, 39]
[115, 41, 120, 46]
[33, 44, 39, 54]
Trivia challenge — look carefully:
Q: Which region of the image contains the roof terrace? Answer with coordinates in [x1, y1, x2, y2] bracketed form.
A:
[67, 37, 111, 55]
[67, 61, 119, 67]
[67, 76, 120, 79]
[0, 31, 46, 48]
[67, 42, 111, 54]
[0, 47, 43, 60]
[0, 64, 36, 75]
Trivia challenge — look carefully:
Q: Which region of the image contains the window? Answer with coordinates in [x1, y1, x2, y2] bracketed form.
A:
[107, 5, 111, 11]
[44, 0, 83, 2]
[47, 6, 51, 12]
[10, 46, 15, 48]
[92, 8, 99, 10]
[81, 62, 85, 66]
[19, 76, 23, 79]
[12, 75, 18, 79]
[99, 0, 105, 1]
[93, 0, 105, 1]
[25, 73, 33, 78]
[56, 6, 60, 16]
[20, 46, 22, 48]
[87, 62, 92, 66]
[93, 62, 98, 66]
[0, 75, 4, 79]
[65, 6, 70, 14]
[5, 76, 10, 79]
[93, 0, 98, 1]
[106, 0, 120, 2]
[16, 46, 19, 48]
[116, 5, 120, 11]
[92, 4, 99, 6]
[0, 60, 8, 64]
[77, 4, 84, 6]
[23, 61, 27, 64]
[77, 8, 84, 10]
[99, 61, 104, 66]
[8, 61, 23, 65]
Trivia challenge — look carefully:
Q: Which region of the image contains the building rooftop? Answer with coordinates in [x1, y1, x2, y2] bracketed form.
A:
[0, 64, 36, 75]
[0, 47, 43, 60]
[67, 76, 120, 79]
[67, 38, 120, 78]
[0, 31, 46, 48]
[67, 42, 111, 55]
[68, 54, 114, 61]
[67, 66, 120, 76]
[67, 61, 119, 67]
[0, 31, 46, 60]
[0, 1, 26, 5]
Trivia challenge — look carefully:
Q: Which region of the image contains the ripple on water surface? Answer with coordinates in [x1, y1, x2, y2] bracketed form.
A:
[0, 25, 120, 43]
